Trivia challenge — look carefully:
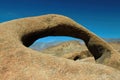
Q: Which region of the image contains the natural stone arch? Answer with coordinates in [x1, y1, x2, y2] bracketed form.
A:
[11, 14, 119, 69]
[1, 14, 120, 69]
[0, 14, 120, 80]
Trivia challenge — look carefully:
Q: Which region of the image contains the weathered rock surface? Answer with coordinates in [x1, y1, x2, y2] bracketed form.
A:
[77, 57, 96, 63]
[62, 50, 92, 60]
[0, 14, 120, 80]
[109, 42, 120, 52]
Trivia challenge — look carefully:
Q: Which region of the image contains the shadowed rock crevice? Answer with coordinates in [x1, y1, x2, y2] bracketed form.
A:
[87, 44, 108, 59]
[73, 56, 80, 61]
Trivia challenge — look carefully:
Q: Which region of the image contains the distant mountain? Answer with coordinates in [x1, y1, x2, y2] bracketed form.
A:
[40, 40, 88, 57]
[29, 41, 62, 51]
[29, 36, 83, 50]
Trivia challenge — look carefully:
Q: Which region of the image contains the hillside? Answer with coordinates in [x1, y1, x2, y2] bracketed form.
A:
[40, 40, 88, 56]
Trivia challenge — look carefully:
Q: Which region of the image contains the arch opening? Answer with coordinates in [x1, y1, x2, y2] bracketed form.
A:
[29, 36, 84, 51]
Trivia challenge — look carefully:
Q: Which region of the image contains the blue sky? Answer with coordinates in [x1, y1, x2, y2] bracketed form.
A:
[0, 0, 120, 42]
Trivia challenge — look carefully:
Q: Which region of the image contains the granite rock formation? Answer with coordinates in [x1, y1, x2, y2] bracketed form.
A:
[62, 50, 92, 60]
[0, 14, 120, 80]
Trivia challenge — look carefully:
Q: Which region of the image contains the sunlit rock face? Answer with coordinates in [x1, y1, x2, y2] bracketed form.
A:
[0, 14, 120, 80]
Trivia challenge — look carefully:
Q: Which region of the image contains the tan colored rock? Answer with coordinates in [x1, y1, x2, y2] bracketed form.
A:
[109, 42, 120, 52]
[0, 14, 120, 80]
[62, 50, 92, 60]
[77, 57, 95, 63]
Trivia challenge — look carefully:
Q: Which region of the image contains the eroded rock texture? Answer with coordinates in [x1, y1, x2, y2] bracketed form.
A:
[0, 14, 120, 80]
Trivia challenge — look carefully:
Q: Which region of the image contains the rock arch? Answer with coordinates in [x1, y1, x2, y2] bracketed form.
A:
[0, 14, 120, 80]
